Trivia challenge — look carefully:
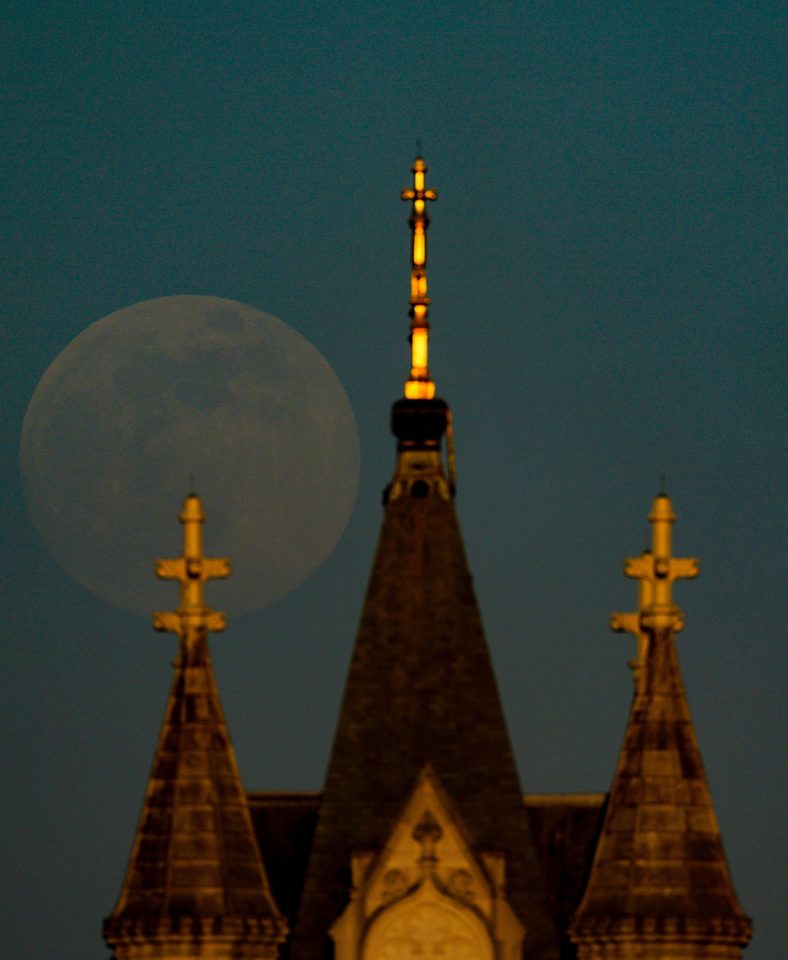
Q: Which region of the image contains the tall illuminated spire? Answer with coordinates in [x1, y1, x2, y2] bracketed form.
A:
[401, 156, 438, 400]
[292, 160, 559, 960]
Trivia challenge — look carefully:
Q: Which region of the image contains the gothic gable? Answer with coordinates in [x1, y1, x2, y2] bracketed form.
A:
[331, 765, 524, 960]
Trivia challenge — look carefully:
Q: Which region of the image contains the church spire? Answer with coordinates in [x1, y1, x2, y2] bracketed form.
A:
[401, 155, 438, 400]
[570, 493, 752, 959]
[289, 159, 558, 960]
[103, 493, 287, 960]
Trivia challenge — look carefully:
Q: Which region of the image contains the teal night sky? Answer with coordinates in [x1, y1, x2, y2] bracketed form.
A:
[1, 3, 784, 958]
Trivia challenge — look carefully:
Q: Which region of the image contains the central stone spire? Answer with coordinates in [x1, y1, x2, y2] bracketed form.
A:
[289, 158, 558, 960]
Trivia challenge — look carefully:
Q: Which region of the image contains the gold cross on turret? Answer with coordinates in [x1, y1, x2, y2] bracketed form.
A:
[153, 492, 230, 641]
[612, 544, 690, 691]
[620, 492, 699, 636]
[401, 156, 438, 400]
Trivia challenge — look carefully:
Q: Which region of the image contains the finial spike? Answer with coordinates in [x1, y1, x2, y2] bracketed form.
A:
[401, 156, 438, 400]
[659, 472, 667, 496]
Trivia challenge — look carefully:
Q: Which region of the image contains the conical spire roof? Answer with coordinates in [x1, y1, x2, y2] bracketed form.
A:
[570, 494, 751, 956]
[104, 494, 286, 958]
[290, 159, 558, 960]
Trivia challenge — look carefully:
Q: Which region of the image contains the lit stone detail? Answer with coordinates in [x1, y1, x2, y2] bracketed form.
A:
[366, 899, 487, 960]
[611, 494, 697, 693]
[386, 451, 451, 503]
[330, 766, 524, 960]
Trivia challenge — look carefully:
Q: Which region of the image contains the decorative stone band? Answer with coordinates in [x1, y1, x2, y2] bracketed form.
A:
[570, 911, 753, 946]
[104, 913, 287, 960]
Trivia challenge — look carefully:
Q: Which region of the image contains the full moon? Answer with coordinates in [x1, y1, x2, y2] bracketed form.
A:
[20, 296, 360, 617]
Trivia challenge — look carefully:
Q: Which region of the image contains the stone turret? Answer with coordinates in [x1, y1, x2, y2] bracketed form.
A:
[569, 494, 752, 959]
[103, 493, 287, 960]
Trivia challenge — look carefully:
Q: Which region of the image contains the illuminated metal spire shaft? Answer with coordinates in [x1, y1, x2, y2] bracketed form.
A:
[401, 156, 438, 399]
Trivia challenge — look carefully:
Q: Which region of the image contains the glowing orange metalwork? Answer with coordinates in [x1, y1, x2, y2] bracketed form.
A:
[401, 156, 438, 400]
[153, 492, 230, 641]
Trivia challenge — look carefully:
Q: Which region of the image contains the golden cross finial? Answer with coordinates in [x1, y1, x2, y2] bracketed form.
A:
[619, 493, 699, 635]
[401, 156, 438, 400]
[153, 493, 230, 640]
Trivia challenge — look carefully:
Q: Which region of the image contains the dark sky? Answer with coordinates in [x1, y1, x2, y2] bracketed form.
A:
[1, 3, 784, 958]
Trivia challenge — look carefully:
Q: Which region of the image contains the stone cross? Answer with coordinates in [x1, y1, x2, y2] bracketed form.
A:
[620, 493, 698, 635]
[153, 492, 230, 640]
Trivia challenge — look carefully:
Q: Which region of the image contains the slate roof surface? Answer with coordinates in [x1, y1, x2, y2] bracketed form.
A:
[524, 794, 607, 960]
[104, 633, 285, 946]
[248, 792, 321, 931]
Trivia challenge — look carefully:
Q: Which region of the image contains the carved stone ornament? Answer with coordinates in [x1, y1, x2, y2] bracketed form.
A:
[447, 868, 476, 901]
[365, 899, 488, 960]
[329, 766, 524, 960]
[381, 869, 409, 902]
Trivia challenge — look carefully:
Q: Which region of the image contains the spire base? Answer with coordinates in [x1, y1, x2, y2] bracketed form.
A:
[391, 397, 448, 451]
